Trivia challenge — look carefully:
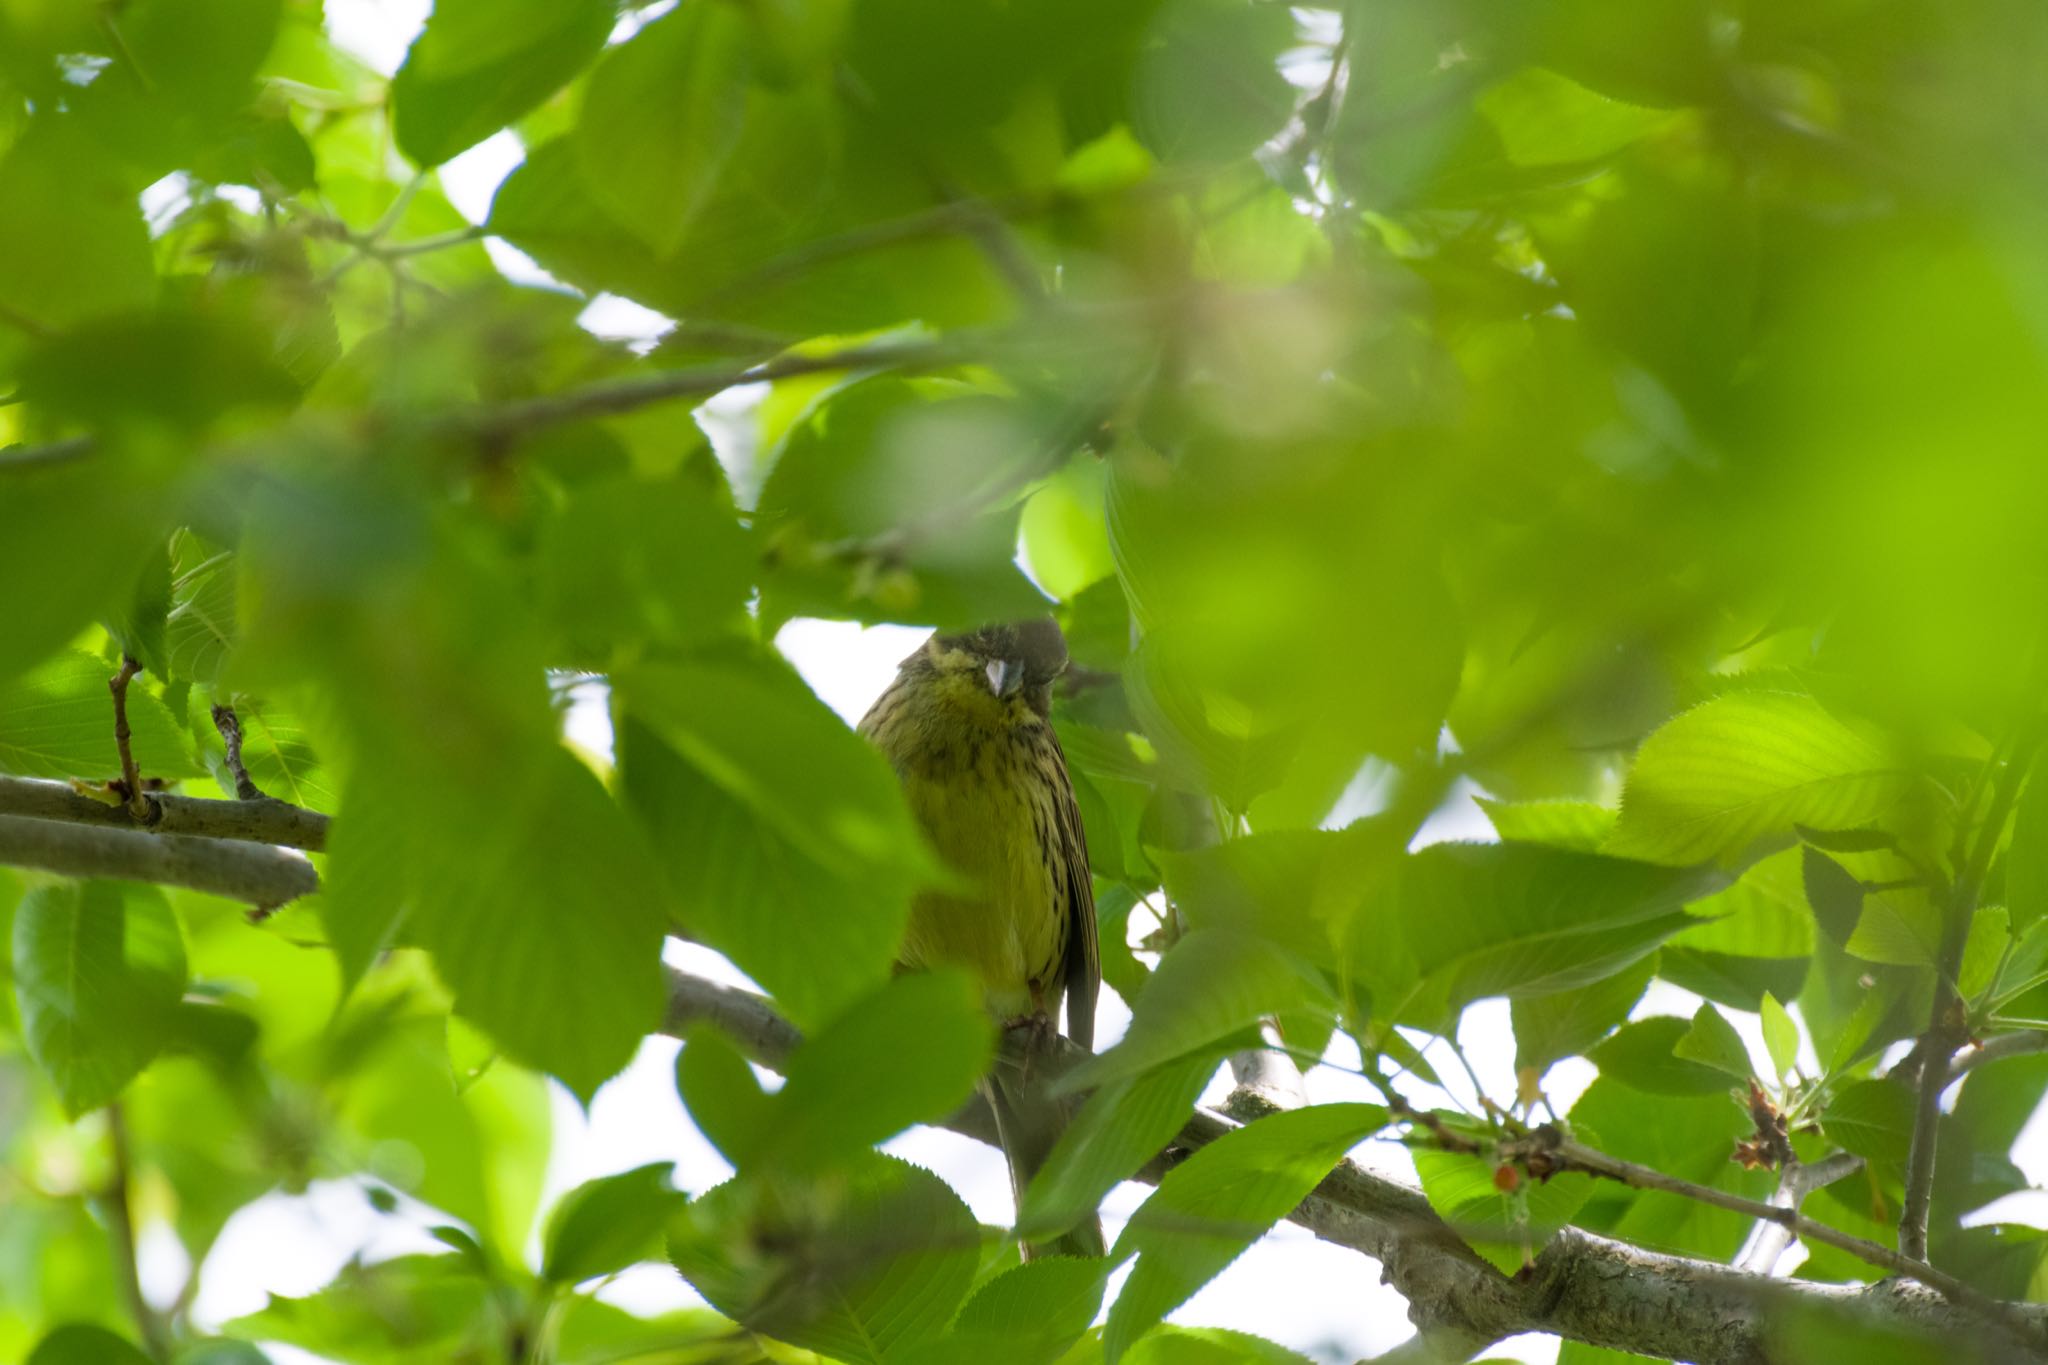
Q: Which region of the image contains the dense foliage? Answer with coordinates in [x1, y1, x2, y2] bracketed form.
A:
[4, 0, 2048, 1362]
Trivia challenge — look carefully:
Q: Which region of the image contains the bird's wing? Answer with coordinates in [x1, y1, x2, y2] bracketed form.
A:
[1048, 733, 1100, 1052]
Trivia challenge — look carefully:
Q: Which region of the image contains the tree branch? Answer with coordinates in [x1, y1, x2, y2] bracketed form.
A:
[1903, 727, 2040, 1260]
[1950, 1031, 2048, 1078]
[433, 336, 970, 445]
[0, 813, 317, 909]
[658, 966, 2048, 1364]
[0, 777, 328, 850]
[0, 336, 976, 472]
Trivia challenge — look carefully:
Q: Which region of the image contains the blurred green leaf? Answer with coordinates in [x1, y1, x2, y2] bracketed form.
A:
[0, 118, 154, 330]
[538, 475, 755, 666]
[224, 1254, 497, 1362]
[670, 1154, 979, 1364]
[15, 882, 187, 1115]
[542, 1162, 688, 1285]
[1342, 843, 1708, 1032]
[1058, 931, 1330, 1094]
[392, 0, 612, 166]
[2007, 772, 2048, 937]
[1104, 1104, 1386, 1363]
[400, 747, 669, 1100]
[28, 1325, 154, 1365]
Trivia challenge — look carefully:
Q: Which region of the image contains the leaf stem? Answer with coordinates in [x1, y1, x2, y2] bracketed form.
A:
[100, 1104, 172, 1361]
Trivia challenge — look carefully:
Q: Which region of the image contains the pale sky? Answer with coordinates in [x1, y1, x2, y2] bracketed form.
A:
[145, 6, 2048, 1364]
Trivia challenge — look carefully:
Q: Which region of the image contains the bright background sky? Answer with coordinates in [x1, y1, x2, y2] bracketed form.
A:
[150, 5, 2048, 1362]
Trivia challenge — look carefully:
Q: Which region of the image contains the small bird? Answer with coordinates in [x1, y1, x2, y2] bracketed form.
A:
[859, 618, 1104, 1260]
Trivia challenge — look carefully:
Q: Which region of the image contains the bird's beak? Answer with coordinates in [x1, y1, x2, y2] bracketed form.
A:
[985, 658, 1025, 696]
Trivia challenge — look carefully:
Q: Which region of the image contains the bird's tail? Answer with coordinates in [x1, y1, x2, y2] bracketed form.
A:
[984, 1040, 1106, 1261]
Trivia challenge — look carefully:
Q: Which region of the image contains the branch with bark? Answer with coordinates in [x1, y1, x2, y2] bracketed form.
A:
[662, 969, 2048, 1365]
[3, 783, 2046, 1363]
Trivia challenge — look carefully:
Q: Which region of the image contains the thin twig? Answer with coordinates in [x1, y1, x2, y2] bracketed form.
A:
[107, 656, 153, 823]
[210, 705, 264, 801]
[101, 1104, 171, 1361]
[444, 336, 970, 443]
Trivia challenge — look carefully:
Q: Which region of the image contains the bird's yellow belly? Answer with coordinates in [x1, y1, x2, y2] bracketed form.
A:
[897, 750, 1065, 1024]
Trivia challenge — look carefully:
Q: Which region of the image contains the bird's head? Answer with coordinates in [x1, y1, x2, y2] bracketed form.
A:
[919, 618, 1069, 719]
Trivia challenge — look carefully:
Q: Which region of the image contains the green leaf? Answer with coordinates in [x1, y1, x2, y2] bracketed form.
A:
[762, 971, 992, 1172]
[0, 462, 164, 687]
[542, 1162, 689, 1285]
[1568, 1075, 1766, 1261]
[753, 379, 1057, 631]
[574, 3, 755, 257]
[165, 535, 238, 688]
[538, 474, 756, 666]
[392, 0, 614, 166]
[1124, 632, 1299, 815]
[105, 545, 171, 681]
[1607, 691, 1917, 867]
[1123, 1330, 1316, 1365]
[1511, 954, 1655, 1075]
[1821, 1078, 1916, 1168]
[1761, 992, 1800, 1081]
[1103, 1104, 1386, 1363]
[675, 1028, 775, 1169]
[224, 1254, 495, 1359]
[321, 765, 417, 995]
[898, 1256, 1108, 1365]
[1342, 843, 1709, 1032]
[2007, 773, 2048, 937]
[620, 651, 929, 886]
[0, 117, 154, 330]
[1159, 826, 1381, 962]
[399, 747, 670, 1100]
[1057, 931, 1330, 1094]
[1020, 1050, 1219, 1247]
[1586, 1017, 1736, 1096]
[1477, 798, 1618, 852]
[15, 882, 188, 1115]
[1414, 1145, 1595, 1274]
[28, 1325, 155, 1365]
[1478, 67, 1675, 167]
[1673, 1003, 1752, 1080]
[670, 1154, 979, 1364]
[0, 649, 202, 781]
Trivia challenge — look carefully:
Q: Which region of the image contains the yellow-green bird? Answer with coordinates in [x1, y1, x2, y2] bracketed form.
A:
[859, 618, 1104, 1260]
